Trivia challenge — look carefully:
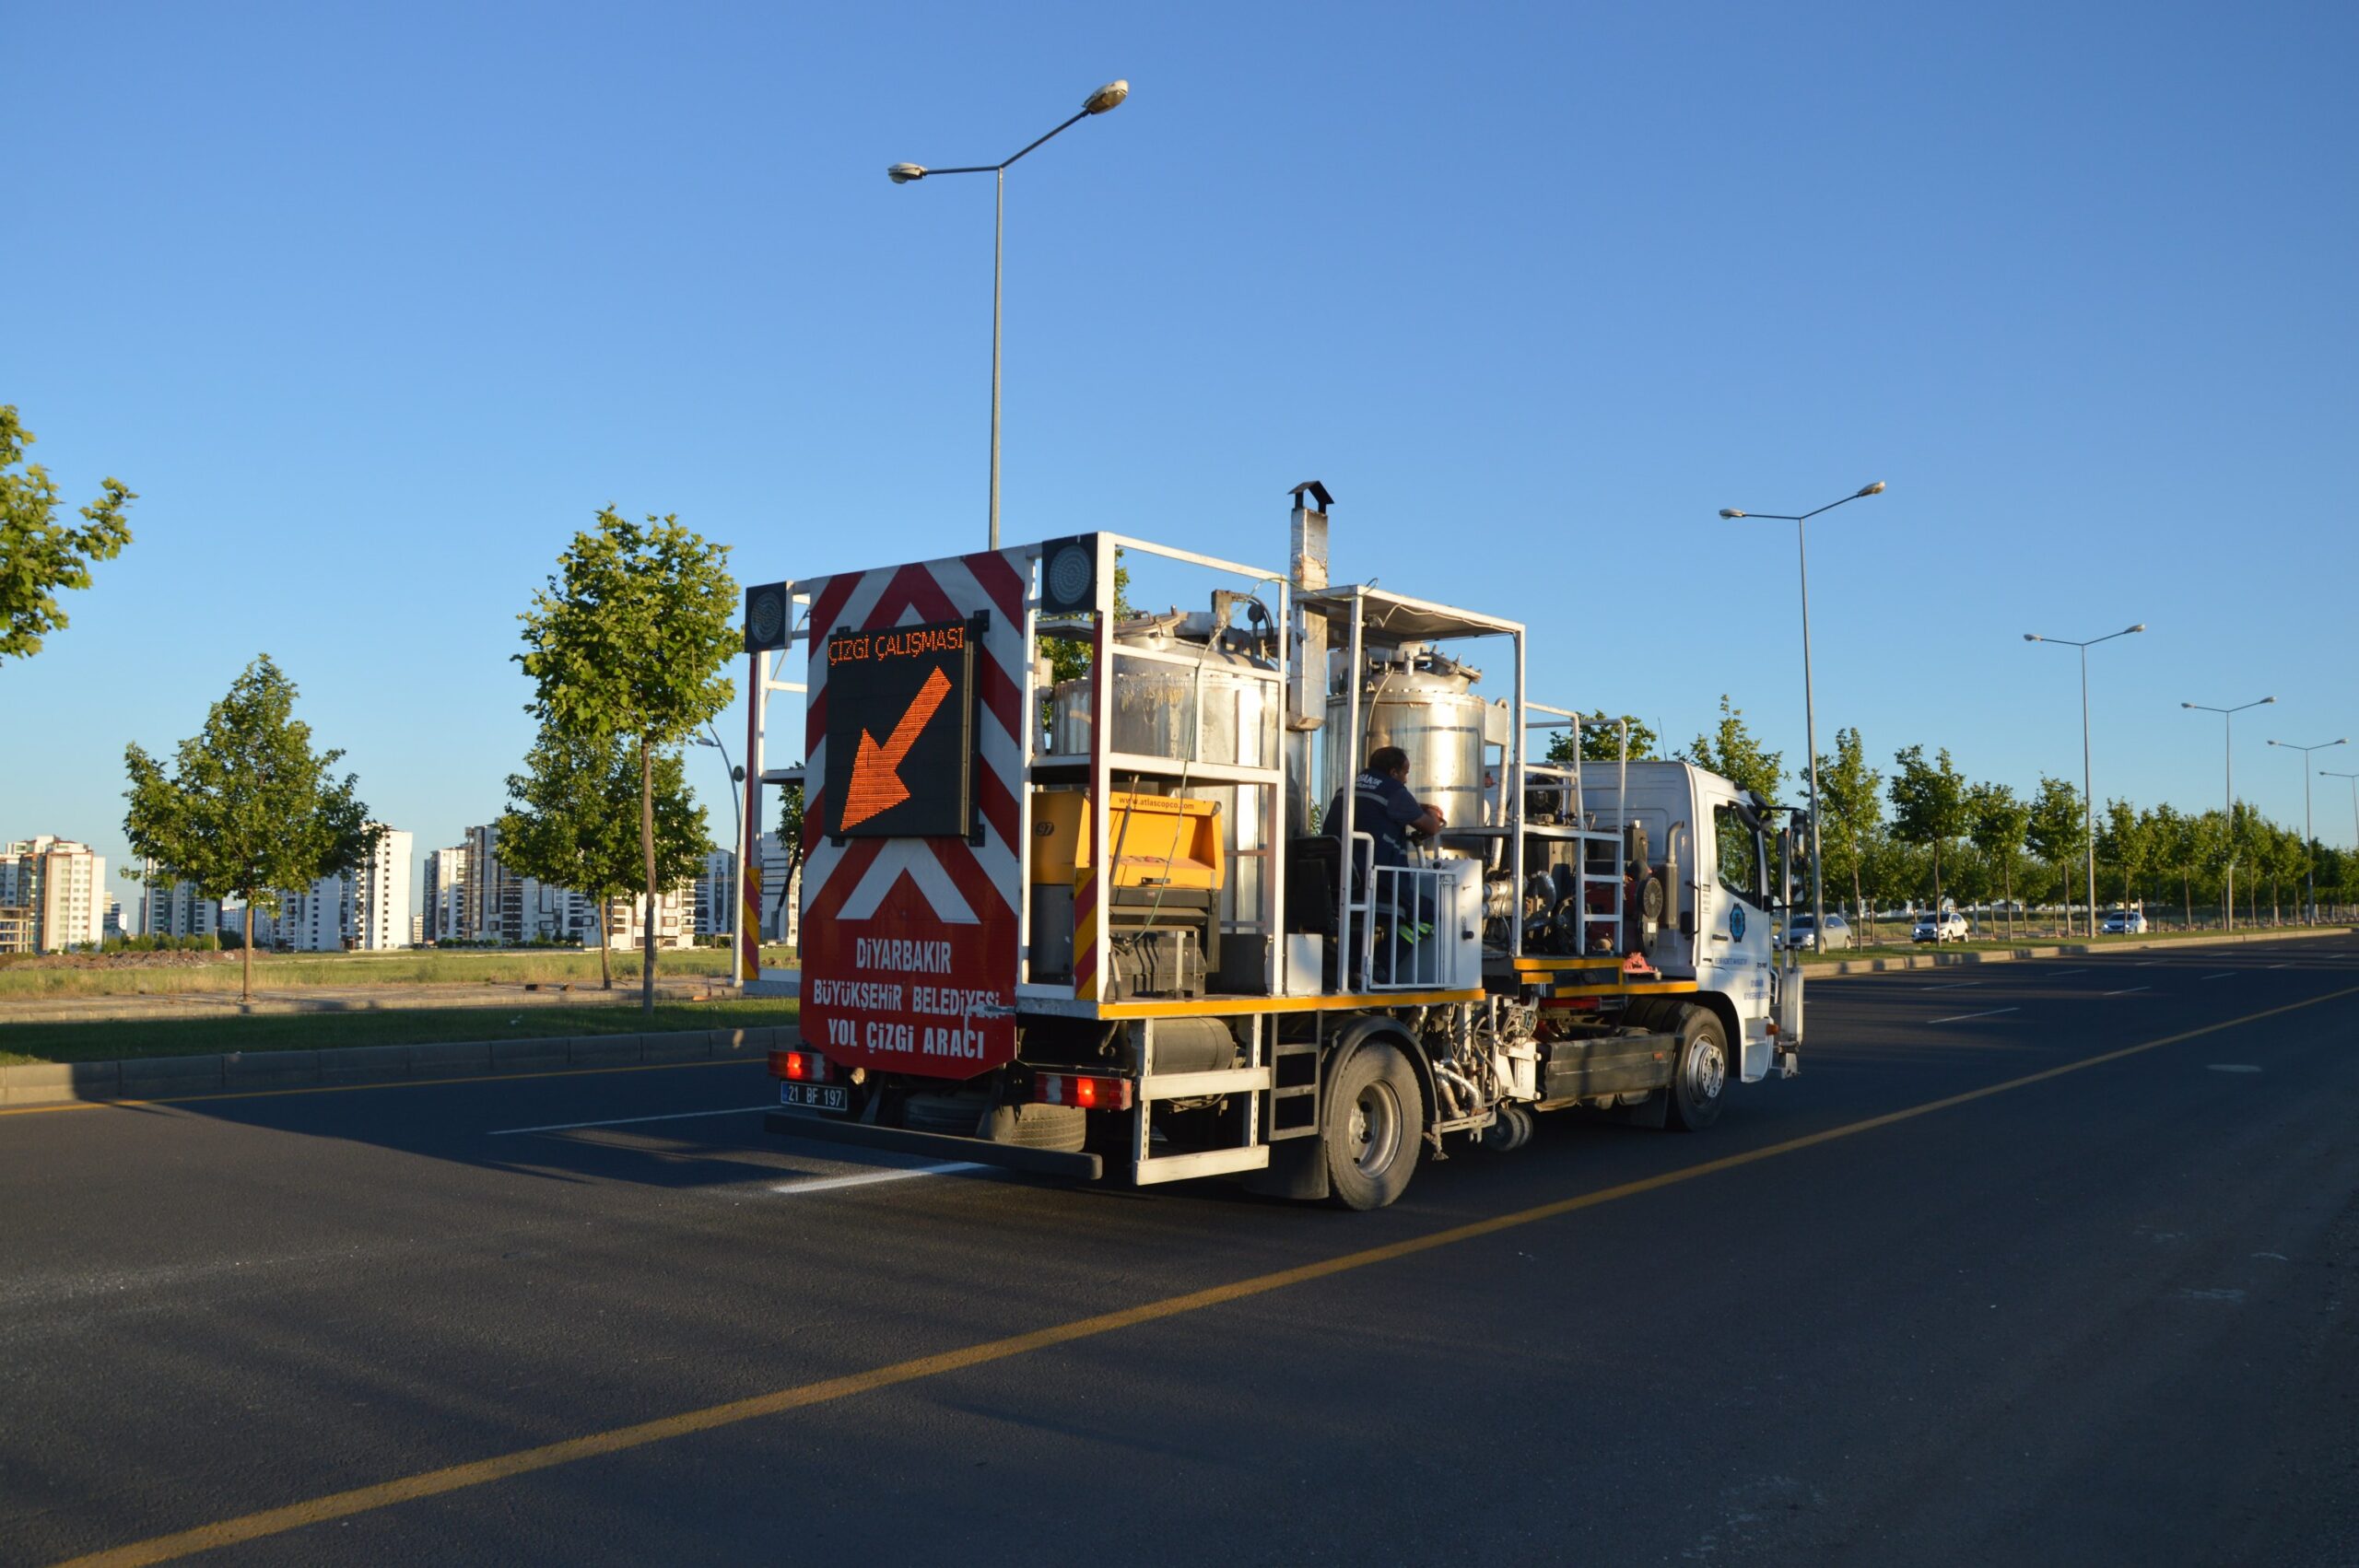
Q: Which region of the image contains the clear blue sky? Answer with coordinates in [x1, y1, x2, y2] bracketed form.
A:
[9, 0, 2357, 911]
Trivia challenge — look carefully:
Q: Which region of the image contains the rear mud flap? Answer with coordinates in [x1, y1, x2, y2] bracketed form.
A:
[1239, 1135, 1329, 1201]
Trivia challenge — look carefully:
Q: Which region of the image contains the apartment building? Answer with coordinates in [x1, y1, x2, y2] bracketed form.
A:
[349, 826, 413, 951]
[601, 883, 697, 951]
[694, 848, 736, 939]
[137, 860, 222, 941]
[422, 843, 473, 942]
[4, 837, 108, 951]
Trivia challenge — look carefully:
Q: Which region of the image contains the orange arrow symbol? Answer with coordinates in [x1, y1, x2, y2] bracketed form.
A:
[841, 666, 954, 829]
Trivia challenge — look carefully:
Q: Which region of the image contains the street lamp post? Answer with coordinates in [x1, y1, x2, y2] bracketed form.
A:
[889, 79, 1130, 551]
[2182, 696, 2274, 931]
[2024, 624, 2145, 938]
[1719, 482, 1885, 953]
[2267, 737, 2347, 923]
[2324, 768, 2359, 921]
[693, 729, 746, 986]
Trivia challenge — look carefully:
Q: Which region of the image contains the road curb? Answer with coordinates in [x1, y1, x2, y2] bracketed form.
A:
[1807, 925, 2353, 976]
[0, 1024, 797, 1108]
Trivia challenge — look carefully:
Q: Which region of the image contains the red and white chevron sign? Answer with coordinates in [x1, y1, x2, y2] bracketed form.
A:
[799, 548, 1027, 1077]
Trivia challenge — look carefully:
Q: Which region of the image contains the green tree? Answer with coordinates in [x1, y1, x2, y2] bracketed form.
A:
[771, 772, 807, 941]
[518, 508, 739, 1011]
[1544, 712, 1661, 766]
[2096, 799, 2154, 910]
[122, 656, 378, 1002]
[1888, 745, 1970, 912]
[498, 725, 707, 989]
[1814, 727, 1884, 941]
[2025, 775, 2084, 934]
[1, 405, 135, 665]
[1683, 695, 1784, 801]
[2145, 802, 2193, 929]
[1967, 780, 2032, 940]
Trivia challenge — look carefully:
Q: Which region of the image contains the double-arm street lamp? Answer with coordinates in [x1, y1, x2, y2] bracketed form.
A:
[2267, 737, 2347, 923]
[2024, 624, 2144, 937]
[2182, 696, 2274, 930]
[1719, 482, 1885, 952]
[889, 79, 1130, 551]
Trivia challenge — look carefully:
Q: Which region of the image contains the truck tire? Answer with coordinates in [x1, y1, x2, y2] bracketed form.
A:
[1664, 1004, 1729, 1132]
[985, 1103, 1086, 1153]
[1323, 1040, 1422, 1211]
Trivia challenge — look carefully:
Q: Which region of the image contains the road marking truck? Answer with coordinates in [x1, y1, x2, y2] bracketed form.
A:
[753, 488, 1804, 1208]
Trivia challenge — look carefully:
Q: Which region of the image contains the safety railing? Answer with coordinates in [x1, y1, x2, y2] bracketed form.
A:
[1347, 833, 1447, 991]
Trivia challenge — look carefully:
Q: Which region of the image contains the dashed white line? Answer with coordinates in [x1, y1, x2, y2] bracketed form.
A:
[1923, 980, 1982, 990]
[489, 1105, 777, 1136]
[1929, 1006, 2021, 1024]
[2200, 972, 2236, 981]
[769, 1163, 986, 1197]
[2043, 969, 2087, 977]
[2103, 986, 2151, 997]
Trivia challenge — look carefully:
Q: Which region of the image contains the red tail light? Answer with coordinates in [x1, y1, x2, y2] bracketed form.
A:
[1033, 1072, 1133, 1110]
[769, 1048, 831, 1082]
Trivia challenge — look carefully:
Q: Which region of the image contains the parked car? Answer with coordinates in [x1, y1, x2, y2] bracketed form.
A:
[1784, 912, 1856, 951]
[2101, 907, 2148, 935]
[1913, 909, 1969, 943]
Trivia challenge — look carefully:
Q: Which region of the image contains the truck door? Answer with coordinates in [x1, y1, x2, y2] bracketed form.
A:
[1698, 798, 1778, 1079]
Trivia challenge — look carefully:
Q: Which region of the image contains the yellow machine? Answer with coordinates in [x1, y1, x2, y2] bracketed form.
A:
[1030, 790, 1224, 890]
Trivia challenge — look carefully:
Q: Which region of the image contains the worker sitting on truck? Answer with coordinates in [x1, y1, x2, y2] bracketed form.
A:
[1326, 746, 1447, 977]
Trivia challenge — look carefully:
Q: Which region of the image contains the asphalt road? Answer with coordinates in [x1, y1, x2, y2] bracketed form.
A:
[4, 938, 2355, 1567]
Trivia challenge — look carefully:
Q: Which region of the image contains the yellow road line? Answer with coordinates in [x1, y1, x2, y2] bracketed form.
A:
[52, 983, 2359, 1567]
[0, 1056, 752, 1119]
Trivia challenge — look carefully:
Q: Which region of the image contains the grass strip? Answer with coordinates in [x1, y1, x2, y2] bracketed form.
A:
[0, 946, 801, 1001]
[0, 999, 801, 1065]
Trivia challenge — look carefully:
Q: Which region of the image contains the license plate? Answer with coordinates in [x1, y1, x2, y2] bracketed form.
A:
[780, 1082, 847, 1112]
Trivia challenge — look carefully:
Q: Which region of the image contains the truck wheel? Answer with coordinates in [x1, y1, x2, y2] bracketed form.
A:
[1664, 1005, 1729, 1132]
[1323, 1040, 1422, 1210]
[985, 1103, 1086, 1153]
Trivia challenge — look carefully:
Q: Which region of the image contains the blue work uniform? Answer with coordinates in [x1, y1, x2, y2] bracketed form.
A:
[1326, 771, 1428, 873]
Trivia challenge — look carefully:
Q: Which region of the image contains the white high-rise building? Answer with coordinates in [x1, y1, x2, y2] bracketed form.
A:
[5, 837, 107, 951]
[277, 877, 346, 951]
[349, 826, 414, 950]
[695, 848, 736, 940]
[423, 844, 473, 942]
[137, 860, 222, 940]
[753, 831, 801, 945]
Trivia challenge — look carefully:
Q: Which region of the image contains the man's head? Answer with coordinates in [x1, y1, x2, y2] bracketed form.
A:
[1368, 745, 1410, 781]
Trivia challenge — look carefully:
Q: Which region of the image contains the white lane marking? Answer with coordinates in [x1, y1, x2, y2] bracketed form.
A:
[1930, 1006, 2021, 1024]
[489, 1105, 777, 1137]
[2207, 1064, 2262, 1073]
[1923, 980, 1982, 990]
[2178, 1287, 2247, 1303]
[2043, 968, 2087, 977]
[2266, 962, 2294, 970]
[2103, 986, 2151, 997]
[2134, 960, 2162, 967]
[2200, 972, 2236, 981]
[769, 1162, 986, 1196]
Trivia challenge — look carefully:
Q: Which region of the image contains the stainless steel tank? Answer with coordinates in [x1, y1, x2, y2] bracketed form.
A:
[1325, 645, 1489, 834]
[1048, 611, 1283, 977]
[1049, 611, 1279, 768]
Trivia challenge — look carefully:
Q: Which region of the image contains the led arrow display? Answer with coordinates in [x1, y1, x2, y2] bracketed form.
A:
[841, 667, 952, 829]
[823, 615, 980, 839]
